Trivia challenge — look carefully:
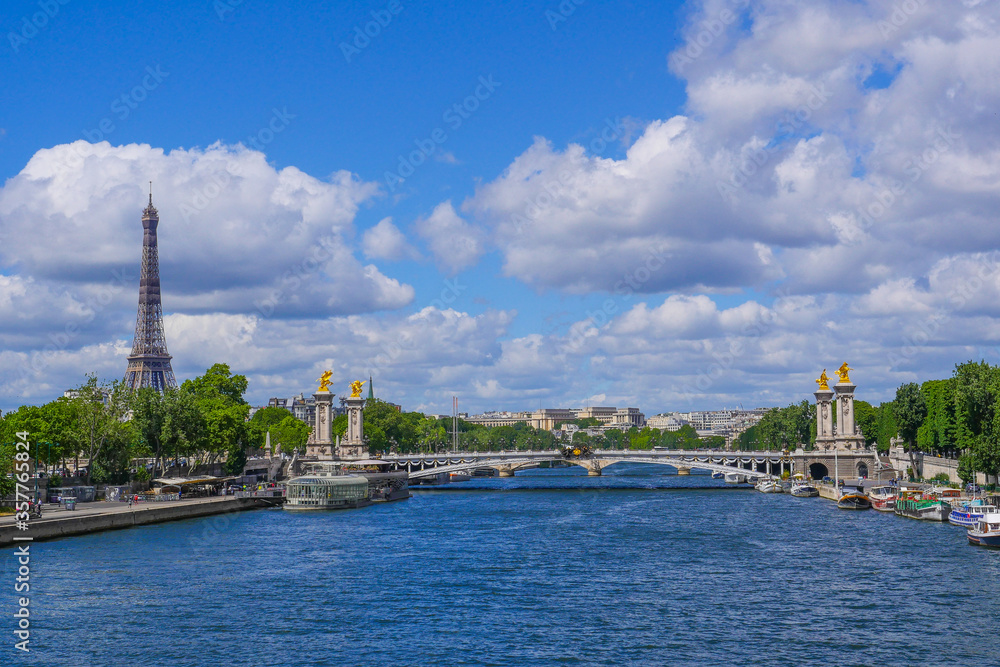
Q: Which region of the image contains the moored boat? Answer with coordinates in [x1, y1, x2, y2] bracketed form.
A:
[867, 485, 897, 512]
[837, 485, 871, 510]
[790, 483, 819, 498]
[895, 489, 950, 521]
[711, 471, 725, 479]
[756, 479, 783, 493]
[283, 472, 371, 511]
[967, 513, 1000, 548]
[790, 483, 819, 497]
[724, 472, 747, 484]
[948, 497, 999, 527]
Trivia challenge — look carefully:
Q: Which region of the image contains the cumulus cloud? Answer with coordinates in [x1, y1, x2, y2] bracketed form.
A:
[362, 217, 420, 261]
[414, 200, 486, 275]
[0, 141, 420, 409]
[447, 0, 1000, 302]
[0, 141, 413, 316]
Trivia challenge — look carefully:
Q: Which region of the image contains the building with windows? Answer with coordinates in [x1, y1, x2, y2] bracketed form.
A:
[463, 406, 646, 432]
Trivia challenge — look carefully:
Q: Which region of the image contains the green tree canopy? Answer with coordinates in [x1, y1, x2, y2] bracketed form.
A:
[180, 364, 254, 474]
[269, 416, 310, 455]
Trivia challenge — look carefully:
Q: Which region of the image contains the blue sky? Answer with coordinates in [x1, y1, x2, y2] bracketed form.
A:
[2, 0, 1000, 416]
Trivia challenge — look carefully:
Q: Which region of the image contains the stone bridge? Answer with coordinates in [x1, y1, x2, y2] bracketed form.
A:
[382, 449, 803, 480]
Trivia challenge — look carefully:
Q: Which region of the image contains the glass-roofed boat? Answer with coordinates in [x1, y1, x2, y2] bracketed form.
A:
[283, 466, 371, 511]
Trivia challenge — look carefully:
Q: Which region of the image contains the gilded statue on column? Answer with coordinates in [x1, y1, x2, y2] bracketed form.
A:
[815, 369, 830, 391]
[835, 362, 852, 384]
[316, 370, 333, 392]
[350, 380, 365, 398]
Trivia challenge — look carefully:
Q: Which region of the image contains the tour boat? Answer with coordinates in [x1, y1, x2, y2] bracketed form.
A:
[755, 479, 783, 493]
[789, 483, 819, 498]
[967, 513, 1000, 548]
[867, 486, 897, 512]
[948, 497, 999, 527]
[894, 490, 951, 521]
[837, 485, 871, 510]
[283, 472, 371, 511]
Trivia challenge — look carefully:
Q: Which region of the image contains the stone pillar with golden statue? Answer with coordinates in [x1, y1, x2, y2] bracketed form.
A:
[306, 370, 335, 459]
[337, 379, 368, 460]
[814, 369, 836, 450]
[833, 362, 864, 450]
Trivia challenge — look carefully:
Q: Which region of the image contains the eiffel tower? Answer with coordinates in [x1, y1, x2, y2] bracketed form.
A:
[123, 185, 177, 392]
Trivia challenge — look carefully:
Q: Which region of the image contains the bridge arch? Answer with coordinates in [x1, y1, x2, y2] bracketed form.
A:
[809, 462, 828, 480]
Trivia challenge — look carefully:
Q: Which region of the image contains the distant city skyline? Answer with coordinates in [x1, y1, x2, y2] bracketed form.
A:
[3, 1, 1000, 417]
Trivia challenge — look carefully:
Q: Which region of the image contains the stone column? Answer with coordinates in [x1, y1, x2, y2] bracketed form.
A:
[814, 389, 835, 449]
[306, 391, 334, 459]
[833, 382, 863, 449]
[338, 396, 368, 460]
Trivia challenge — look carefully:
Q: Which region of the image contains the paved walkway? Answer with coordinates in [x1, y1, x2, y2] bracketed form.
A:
[0, 496, 235, 527]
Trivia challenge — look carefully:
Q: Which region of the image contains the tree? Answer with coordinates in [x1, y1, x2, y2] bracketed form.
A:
[180, 364, 254, 475]
[130, 387, 205, 476]
[953, 360, 1000, 477]
[251, 406, 298, 430]
[853, 400, 878, 448]
[875, 401, 898, 453]
[331, 414, 348, 438]
[362, 399, 418, 453]
[0, 443, 15, 498]
[65, 375, 130, 485]
[756, 401, 812, 450]
[895, 382, 928, 479]
[916, 379, 958, 452]
[957, 454, 977, 484]
[269, 416, 310, 455]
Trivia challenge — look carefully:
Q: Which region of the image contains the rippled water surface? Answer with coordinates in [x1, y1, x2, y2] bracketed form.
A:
[8, 465, 1000, 666]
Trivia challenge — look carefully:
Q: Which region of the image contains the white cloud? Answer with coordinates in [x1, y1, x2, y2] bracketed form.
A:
[0, 141, 412, 316]
[362, 217, 420, 261]
[415, 200, 486, 275]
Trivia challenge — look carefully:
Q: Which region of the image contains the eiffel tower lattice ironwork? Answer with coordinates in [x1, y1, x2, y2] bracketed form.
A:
[123, 186, 177, 392]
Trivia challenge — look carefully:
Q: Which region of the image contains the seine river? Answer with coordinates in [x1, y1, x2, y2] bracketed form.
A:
[9, 464, 1000, 666]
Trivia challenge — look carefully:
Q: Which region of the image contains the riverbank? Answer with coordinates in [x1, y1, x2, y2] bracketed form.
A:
[0, 496, 281, 547]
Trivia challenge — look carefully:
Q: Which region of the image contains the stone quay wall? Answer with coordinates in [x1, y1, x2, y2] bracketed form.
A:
[0, 496, 274, 547]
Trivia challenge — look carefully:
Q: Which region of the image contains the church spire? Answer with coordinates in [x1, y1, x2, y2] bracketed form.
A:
[368, 375, 374, 399]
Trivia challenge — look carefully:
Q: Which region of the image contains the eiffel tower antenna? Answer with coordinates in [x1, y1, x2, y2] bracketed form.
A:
[123, 185, 177, 392]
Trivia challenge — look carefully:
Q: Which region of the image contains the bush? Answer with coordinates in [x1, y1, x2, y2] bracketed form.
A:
[931, 472, 950, 482]
[135, 467, 151, 483]
[49, 474, 62, 487]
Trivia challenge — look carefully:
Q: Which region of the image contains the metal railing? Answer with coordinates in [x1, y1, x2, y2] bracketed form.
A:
[233, 489, 286, 499]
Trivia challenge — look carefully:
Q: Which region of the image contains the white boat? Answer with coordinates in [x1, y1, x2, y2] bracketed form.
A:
[967, 513, 1000, 548]
[283, 472, 371, 511]
[867, 486, 897, 512]
[724, 472, 747, 484]
[711, 471, 725, 479]
[949, 497, 999, 527]
[756, 479, 784, 493]
[790, 483, 819, 498]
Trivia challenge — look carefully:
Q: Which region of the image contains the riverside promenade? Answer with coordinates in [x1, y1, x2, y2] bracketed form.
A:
[0, 495, 280, 547]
